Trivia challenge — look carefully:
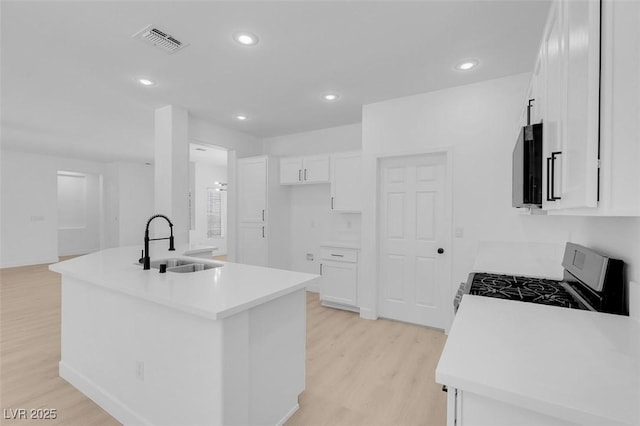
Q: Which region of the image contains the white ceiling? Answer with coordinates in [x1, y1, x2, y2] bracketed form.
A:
[1, 1, 550, 163]
[190, 143, 227, 167]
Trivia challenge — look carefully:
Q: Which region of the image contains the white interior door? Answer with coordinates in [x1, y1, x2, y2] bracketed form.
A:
[378, 153, 449, 329]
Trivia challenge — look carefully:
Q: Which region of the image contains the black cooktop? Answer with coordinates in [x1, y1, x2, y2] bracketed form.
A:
[469, 273, 588, 310]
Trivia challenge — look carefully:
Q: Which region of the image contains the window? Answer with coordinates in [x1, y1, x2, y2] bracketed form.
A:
[206, 188, 224, 238]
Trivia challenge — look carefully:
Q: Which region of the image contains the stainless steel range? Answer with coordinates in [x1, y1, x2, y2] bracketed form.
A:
[454, 243, 627, 315]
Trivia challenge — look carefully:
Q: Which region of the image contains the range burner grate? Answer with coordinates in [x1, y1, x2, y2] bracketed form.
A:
[470, 273, 587, 310]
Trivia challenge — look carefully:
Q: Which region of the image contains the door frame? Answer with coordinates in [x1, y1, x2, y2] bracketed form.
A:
[374, 147, 453, 331]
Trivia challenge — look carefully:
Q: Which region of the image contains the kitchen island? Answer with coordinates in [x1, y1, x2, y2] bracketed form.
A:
[436, 295, 640, 426]
[49, 246, 318, 426]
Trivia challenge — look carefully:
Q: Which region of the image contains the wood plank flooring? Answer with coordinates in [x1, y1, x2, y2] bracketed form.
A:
[1, 261, 447, 426]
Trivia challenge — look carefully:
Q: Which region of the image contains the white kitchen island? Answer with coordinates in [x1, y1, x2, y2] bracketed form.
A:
[49, 246, 318, 426]
[436, 295, 640, 426]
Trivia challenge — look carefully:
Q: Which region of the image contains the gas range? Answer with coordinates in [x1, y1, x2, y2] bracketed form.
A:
[454, 243, 627, 315]
[468, 272, 588, 310]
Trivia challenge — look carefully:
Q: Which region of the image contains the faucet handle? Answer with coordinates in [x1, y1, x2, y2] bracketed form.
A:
[138, 249, 144, 264]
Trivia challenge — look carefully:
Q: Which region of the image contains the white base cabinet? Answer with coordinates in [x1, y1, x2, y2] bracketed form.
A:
[447, 388, 578, 426]
[319, 246, 358, 311]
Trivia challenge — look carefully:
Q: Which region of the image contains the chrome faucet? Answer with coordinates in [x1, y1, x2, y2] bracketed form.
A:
[141, 214, 175, 270]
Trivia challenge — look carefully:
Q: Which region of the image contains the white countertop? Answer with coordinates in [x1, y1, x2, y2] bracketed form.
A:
[320, 240, 361, 249]
[436, 296, 640, 426]
[50, 246, 319, 321]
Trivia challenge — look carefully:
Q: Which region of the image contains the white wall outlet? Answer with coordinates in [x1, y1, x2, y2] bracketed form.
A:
[455, 227, 464, 238]
[306, 253, 314, 261]
[136, 361, 145, 381]
[346, 220, 352, 229]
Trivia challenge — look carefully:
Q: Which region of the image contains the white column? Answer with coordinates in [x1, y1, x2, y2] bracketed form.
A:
[154, 105, 190, 246]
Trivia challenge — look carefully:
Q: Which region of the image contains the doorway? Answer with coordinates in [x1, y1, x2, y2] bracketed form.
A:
[57, 170, 102, 256]
[189, 142, 228, 258]
[377, 152, 451, 329]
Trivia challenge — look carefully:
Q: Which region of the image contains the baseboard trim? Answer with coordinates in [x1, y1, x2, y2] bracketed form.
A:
[59, 361, 150, 426]
[321, 300, 360, 313]
[359, 307, 378, 320]
[276, 403, 299, 426]
[0, 256, 60, 269]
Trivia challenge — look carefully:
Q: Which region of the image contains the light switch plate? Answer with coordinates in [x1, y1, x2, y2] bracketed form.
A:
[306, 253, 314, 261]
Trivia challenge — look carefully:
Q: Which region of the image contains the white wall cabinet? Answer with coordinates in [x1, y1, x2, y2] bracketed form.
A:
[550, 0, 640, 216]
[330, 152, 362, 212]
[533, 0, 601, 211]
[319, 246, 358, 310]
[279, 155, 329, 185]
[236, 156, 289, 268]
[525, 0, 639, 216]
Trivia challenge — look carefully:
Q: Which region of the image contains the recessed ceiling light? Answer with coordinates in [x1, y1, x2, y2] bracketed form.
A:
[455, 59, 479, 71]
[323, 93, 340, 101]
[235, 114, 248, 121]
[137, 77, 157, 86]
[233, 32, 259, 46]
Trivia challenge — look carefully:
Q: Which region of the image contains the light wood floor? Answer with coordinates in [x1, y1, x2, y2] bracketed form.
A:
[1, 262, 447, 426]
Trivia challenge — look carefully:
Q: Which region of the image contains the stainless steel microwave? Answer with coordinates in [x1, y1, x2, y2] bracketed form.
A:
[512, 122, 543, 208]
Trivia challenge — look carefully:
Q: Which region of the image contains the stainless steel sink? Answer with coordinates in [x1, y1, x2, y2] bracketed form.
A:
[150, 258, 222, 273]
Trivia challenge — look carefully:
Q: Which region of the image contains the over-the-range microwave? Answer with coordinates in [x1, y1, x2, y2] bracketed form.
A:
[512, 116, 543, 208]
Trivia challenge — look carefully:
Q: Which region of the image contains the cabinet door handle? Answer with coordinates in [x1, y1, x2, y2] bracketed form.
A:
[262, 209, 265, 221]
[262, 226, 265, 238]
[331, 254, 344, 257]
[304, 169, 307, 181]
[331, 197, 334, 210]
[320, 263, 323, 275]
[298, 169, 302, 181]
[546, 157, 553, 202]
[550, 151, 562, 201]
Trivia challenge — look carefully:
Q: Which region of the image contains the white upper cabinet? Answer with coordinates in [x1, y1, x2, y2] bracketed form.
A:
[280, 157, 303, 184]
[238, 156, 267, 222]
[303, 155, 330, 183]
[530, 0, 640, 216]
[561, 0, 600, 209]
[330, 152, 362, 212]
[538, 0, 600, 210]
[279, 155, 329, 185]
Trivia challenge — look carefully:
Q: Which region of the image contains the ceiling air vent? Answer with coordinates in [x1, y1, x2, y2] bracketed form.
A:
[133, 25, 188, 54]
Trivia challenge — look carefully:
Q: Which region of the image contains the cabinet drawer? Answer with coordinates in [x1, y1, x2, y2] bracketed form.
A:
[320, 247, 357, 263]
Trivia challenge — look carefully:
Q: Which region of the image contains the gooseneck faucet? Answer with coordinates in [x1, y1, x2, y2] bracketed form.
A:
[142, 214, 175, 270]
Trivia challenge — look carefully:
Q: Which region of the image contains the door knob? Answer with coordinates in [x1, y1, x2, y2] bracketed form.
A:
[437, 248, 445, 254]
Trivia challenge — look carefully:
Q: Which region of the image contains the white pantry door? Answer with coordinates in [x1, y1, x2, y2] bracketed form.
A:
[378, 153, 448, 329]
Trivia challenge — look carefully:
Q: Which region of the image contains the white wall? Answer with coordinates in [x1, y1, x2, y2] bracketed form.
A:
[360, 73, 640, 324]
[262, 123, 362, 276]
[192, 162, 228, 254]
[0, 150, 106, 267]
[104, 162, 155, 248]
[262, 123, 362, 156]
